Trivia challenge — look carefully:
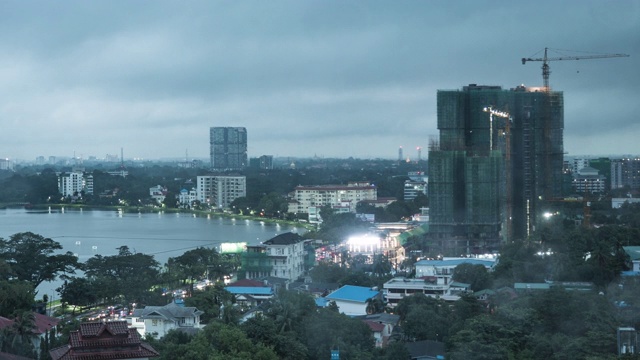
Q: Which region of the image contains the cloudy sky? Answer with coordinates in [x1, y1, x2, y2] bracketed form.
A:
[1, 1, 638, 161]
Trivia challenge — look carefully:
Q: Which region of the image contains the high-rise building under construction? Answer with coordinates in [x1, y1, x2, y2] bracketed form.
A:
[428, 84, 563, 254]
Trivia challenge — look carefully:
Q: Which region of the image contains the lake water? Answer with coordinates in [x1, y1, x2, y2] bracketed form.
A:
[0, 207, 304, 296]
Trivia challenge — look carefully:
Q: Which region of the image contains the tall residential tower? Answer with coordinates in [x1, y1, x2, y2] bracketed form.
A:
[428, 84, 564, 254]
[210, 127, 247, 170]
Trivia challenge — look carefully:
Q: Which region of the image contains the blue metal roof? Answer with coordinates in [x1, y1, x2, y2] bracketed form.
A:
[325, 285, 380, 303]
[415, 259, 495, 268]
[225, 286, 273, 295]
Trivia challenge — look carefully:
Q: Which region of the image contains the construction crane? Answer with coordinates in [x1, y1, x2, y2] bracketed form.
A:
[483, 106, 513, 240]
[522, 47, 630, 91]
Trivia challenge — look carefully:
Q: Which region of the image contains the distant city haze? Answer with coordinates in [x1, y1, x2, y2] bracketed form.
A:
[0, 1, 637, 161]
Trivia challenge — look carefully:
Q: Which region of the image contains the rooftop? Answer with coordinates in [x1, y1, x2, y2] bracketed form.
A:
[225, 286, 273, 295]
[325, 285, 380, 303]
[624, 246, 640, 261]
[131, 301, 204, 320]
[415, 258, 496, 268]
[263, 232, 303, 245]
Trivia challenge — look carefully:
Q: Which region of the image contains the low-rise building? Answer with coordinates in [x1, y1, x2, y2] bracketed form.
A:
[613, 197, 640, 209]
[50, 321, 159, 360]
[240, 232, 307, 281]
[128, 302, 204, 338]
[225, 286, 274, 307]
[288, 182, 377, 214]
[383, 258, 493, 307]
[178, 187, 197, 207]
[325, 285, 381, 316]
[356, 313, 400, 348]
[572, 166, 606, 194]
[624, 246, 640, 272]
[415, 258, 495, 279]
[149, 185, 167, 204]
[383, 278, 460, 307]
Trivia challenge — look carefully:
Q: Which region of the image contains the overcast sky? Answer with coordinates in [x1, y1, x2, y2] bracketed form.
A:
[1, 1, 638, 161]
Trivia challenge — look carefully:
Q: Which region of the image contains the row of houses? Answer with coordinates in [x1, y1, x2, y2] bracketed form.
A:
[57, 171, 247, 209]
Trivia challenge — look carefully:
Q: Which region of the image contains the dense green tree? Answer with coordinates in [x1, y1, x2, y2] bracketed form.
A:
[167, 247, 220, 295]
[452, 263, 493, 291]
[257, 192, 289, 217]
[241, 316, 308, 360]
[309, 262, 348, 283]
[83, 246, 160, 304]
[339, 271, 374, 288]
[185, 283, 234, 324]
[0, 280, 35, 317]
[304, 308, 375, 360]
[266, 290, 317, 335]
[0, 232, 80, 288]
[229, 196, 256, 214]
[57, 277, 99, 313]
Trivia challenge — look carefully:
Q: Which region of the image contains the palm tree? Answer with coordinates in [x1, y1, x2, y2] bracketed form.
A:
[0, 311, 38, 358]
[365, 297, 384, 315]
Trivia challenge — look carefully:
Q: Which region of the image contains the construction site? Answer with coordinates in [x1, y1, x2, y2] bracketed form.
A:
[428, 84, 564, 255]
[427, 48, 629, 255]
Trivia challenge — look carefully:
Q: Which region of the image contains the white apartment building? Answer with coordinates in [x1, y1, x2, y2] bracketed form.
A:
[243, 232, 307, 281]
[197, 175, 246, 209]
[571, 158, 590, 174]
[572, 166, 606, 194]
[149, 185, 167, 204]
[0, 158, 12, 171]
[383, 258, 495, 307]
[58, 170, 93, 197]
[288, 182, 377, 214]
[178, 188, 197, 207]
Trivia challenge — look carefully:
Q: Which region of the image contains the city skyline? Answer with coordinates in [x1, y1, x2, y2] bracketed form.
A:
[0, 1, 638, 161]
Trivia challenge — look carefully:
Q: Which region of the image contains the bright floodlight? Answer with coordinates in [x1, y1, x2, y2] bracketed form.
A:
[347, 234, 381, 253]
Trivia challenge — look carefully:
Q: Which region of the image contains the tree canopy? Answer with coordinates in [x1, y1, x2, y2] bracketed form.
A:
[0, 232, 80, 288]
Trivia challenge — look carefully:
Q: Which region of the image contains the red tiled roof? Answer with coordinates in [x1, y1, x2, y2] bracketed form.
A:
[0, 313, 59, 334]
[0, 351, 35, 360]
[363, 320, 385, 332]
[229, 279, 265, 287]
[0, 316, 13, 329]
[33, 313, 60, 334]
[50, 321, 159, 360]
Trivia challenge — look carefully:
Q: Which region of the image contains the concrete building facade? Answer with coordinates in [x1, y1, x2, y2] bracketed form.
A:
[611, 158, 640, 190]
[241, 232, 307, 281]
[288, 182, 377, 214]
[210, 127, 247, 170]
[197, 175, 246, 209]
[58, 170, 93, 197]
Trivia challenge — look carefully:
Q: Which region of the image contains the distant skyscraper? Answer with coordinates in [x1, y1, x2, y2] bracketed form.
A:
[210, 127, 247, 170]
[428, 84, 564, 253]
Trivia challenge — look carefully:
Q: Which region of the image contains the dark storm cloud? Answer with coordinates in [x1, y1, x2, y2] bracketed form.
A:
[0, 0, 638, 160]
